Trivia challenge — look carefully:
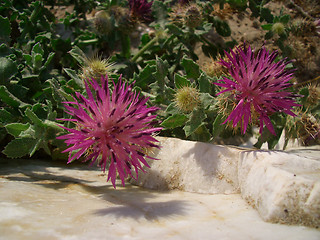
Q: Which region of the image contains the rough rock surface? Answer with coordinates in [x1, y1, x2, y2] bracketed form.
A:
[132, 137, 241, 194]
[131, 137, 320, 228]
[1, 157, 320, 239]
[238, 150, 320, 228]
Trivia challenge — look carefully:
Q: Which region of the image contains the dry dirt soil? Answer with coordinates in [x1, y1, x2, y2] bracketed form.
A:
[50, 1, 320, 84]
[196, 0, 320, 84]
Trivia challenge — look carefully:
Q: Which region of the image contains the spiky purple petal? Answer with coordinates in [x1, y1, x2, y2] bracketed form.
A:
[57, 75, 161, 188]
[214, 44, 300, 135]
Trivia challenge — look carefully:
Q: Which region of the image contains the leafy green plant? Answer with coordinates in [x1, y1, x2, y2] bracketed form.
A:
[0, 0, 318, 161]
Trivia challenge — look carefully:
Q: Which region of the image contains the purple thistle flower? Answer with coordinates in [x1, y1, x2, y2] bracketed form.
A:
[57, 75, 162, 188]
[214, 44, 300, 135]
[128, 0, 153, 22]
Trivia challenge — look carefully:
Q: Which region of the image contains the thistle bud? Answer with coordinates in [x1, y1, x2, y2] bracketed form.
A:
[202, 56, 229, 78]
[110, 6, 136, 34]
[81, 55, 114, 80]
[286, 110, 320, 146]
[184, 5, 202, 28]
[272, 22, 285, 35]
[93, 10, 112, 35]
[306, 85, 320, 107]
[175, 86, 200, 112]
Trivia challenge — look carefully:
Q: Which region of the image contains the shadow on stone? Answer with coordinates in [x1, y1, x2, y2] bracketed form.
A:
[93, 199, 189, 221]
[0, 158, 96, 189]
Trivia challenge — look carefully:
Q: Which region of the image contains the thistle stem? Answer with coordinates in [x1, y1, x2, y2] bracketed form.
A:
[130, 35, 159, 62]
[294, 75, 320, 88]
[44, 120, 64, 132]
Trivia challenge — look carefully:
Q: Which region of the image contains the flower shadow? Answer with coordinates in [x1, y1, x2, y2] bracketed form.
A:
[180, 142, 230, 177]
[81, 184, 189, 221]
[93, 199, 188, 221]
[0, 157, 190, 221]
[0, 158, 96, 190]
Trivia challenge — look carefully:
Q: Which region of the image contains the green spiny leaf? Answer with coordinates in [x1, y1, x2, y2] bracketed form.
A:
[0, 85, 30, 108]
[261, 7, 273, 23]
[167, 24, 184, 36]
[198, 73, 212, 93]
[154, 57, 169, 90]
[0, 16, 11, 44]
[63, 68, 84, 88]
[0, 57, 18, 84]
[0, 108, 15, 124]
[25, 108, 43, 126]
[23, 54, 32, 67]
[134, 64, 156, 88]
[181, 57, 200, 80]
[261, 24, 272, 30]
[32, 42, 44, 56]
[43, 52, 55, 68]
[191, 123, 211, 142]
[69, 45, 86, 66]
[280, 14, 290, 24]
[165, 102, 179, 115]
[5, 123, 30, 137]
[199, 93, 214, 110]
[2, 138, 37, 158]
[215, 19, 231, 37]
[47, 78, 74, 103]
[183, 108, 207, 137]
[161, 114, 188, 129]
[174, 73, 191, 88]
[33, 53, 43, 70]
[212, 113, 225, 138]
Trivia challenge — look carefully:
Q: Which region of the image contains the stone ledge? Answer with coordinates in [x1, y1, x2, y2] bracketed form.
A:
[132, 137, 240, 194]
[1, 157, 320, 239]
[131, 137, 320, 227]
[238, 150, 320, 228]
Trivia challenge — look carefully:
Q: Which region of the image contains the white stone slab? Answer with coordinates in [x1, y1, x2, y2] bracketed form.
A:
[238, 149, 320, 228]
[0, 158, 319, 240]
[132, 137, 241, 194]
[131, 137, 320, 228]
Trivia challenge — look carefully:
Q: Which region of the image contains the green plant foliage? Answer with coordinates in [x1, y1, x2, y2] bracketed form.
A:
[0, 16, 11, 44]
[0, 0, 317, 161]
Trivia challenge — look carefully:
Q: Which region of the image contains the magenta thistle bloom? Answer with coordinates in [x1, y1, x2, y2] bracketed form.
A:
[57, 75, 162, 188]
[214, 44, 300, 135]
[128, 0, 153, 22]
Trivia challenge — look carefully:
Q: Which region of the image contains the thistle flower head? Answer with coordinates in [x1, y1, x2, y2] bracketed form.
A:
[57, 75, 162, 188]
[286, 109, 320, 146]
[214, 43, 300, 135]
[201, 55, 229, 78]
[128, 0, 153, 23]
[93, 10, 112, 35]
[304, 84, 320, 108]
[272, 22, 285, 35]
[184, 4, 202, 28]
[81, 55, 114, 80]
[175, 86, 200, 112]
[110, 6, 136, 33]
[169, 3, 202, 28]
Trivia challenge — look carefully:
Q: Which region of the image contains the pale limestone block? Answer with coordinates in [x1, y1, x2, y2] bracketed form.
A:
[131, 137, 241, 194]
[238, 150, 320, 228]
